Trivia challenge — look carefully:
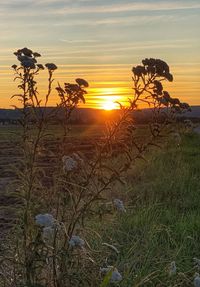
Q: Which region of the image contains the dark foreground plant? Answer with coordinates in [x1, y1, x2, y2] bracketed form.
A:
[0, 52, 190, 287]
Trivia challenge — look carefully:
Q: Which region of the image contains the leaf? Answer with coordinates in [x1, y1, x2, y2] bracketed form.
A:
[11, 94, 23, 99]
[79, 93, 86, 104]
[99, 269, 113, 287]
[102, 242, 120, 254]
[115, 101, 123, 109]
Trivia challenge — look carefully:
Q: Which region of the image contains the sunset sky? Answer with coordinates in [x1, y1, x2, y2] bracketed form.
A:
[0, 0, 199, 109]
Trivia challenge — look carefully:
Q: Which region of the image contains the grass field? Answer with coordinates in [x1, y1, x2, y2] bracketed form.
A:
[87, 131, 200, 286]
[0, 124, 104, 140]
[0, 125, 200, 286]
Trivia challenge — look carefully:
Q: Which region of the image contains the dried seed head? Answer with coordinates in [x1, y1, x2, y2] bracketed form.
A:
[35, 213, 55, 227]
[69, 235, 85, 248]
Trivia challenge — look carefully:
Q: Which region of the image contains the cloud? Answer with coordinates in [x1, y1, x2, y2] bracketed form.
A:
[1, 0, 200, 17]
[53, 1, 200, 15]
[53, 14, 170, 27]
[52, 44, 192, 57]
[56, 38, 195, 51]
[60, 39, 99, 44]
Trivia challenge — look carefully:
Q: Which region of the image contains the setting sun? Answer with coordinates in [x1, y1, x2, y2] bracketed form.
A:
[100, 93, 121, 110]
[88, 87, 127, 109]
[102, 100, 118, 110]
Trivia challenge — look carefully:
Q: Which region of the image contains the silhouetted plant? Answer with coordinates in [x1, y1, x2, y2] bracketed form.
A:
[132, 58, 190, 113]
[56, 78, 88, 137]
[108, 58, 191, 167]
[0, 53, 191, 287]
[9, 48, 59, 286]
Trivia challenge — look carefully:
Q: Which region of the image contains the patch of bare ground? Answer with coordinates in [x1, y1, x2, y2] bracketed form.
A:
[0, 128, 102, 250]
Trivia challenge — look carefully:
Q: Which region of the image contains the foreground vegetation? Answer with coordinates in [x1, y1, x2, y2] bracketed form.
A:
[0, 48, 194, 286]
[1, 128, 200, 286]
[87, 131, 200, 286]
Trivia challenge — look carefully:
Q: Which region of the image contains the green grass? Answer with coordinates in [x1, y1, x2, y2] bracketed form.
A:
[89, 132, 200, 286]
[0, 124, 105, 141]
[1, 125, 200, 286]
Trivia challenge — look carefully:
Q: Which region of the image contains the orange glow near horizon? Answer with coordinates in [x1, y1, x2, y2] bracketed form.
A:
[87, 86, 130, 109]
[102, 99, 119, 110]
[96, 88, 124, 110]
[0, 63, 199, 109]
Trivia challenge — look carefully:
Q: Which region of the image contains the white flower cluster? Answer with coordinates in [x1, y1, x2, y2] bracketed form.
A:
[167, 261, 200, 286]
[62, 156, 77, 172]
[69, 235, 85, 248]
[194, 258, 200, 269]
[113, 199, 126, 213]
[194, 273, 200, 287]
[100, 266, 122, 283]
[169, 261, 176, 276]
[35, 213, 56, 227]
[35, 213, 55, 227]
[62, 153, 83, 172]
[35, 213, 56, 243]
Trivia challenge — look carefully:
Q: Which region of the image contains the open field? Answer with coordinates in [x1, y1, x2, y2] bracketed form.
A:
[0, 124, 106, 243]
[0, 123, 200, 285]
[87, 131, 200, 286]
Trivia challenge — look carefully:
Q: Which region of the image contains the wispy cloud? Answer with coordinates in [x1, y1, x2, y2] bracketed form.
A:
[54, 1, 200, 15]
[1, 1, 200, 16]
[48, 44, 193, 58]
[54, 14, 177, 27]
[60, 39, 100, 44]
